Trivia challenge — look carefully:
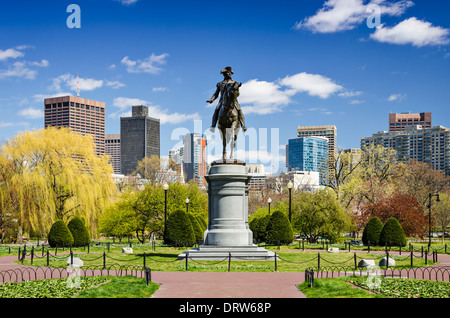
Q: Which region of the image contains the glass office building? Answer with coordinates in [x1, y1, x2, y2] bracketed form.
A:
[288, 136, 329, 184]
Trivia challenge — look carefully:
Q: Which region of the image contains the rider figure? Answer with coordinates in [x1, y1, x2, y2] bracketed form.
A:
[207, 66, 247, 133]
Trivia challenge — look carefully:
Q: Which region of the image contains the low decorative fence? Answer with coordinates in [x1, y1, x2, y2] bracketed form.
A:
[0, 264, 152, 286]
[304, 265, 450, 288]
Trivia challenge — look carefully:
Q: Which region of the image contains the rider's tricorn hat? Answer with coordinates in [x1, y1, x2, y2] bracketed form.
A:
[220, 66, 234, 74]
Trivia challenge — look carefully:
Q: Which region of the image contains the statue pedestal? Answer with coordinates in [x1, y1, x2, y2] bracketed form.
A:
[179, 160, 275, 260]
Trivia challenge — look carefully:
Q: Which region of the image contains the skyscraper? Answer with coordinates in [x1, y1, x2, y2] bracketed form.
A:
[389, 112, 431, 132]
[287, 136, 329, 184]
[44, 95, 105, 156]
[297, 125, 337, 157]
[361, 125, 450, 176]
[105, 134, 121, 174]
[183, 133, 208, 187]
[120, 105, 160, 176]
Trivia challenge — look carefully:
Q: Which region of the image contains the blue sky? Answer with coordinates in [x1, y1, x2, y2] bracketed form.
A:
[1, 0, 449, 173]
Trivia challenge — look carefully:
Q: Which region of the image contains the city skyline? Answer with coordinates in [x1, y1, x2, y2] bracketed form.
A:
[1, 1, 449, 173]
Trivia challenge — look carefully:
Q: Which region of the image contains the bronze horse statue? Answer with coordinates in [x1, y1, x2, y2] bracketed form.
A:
[218, 81, 242, 160]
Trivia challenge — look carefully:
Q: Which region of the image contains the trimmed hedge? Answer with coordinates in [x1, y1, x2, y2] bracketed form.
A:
[379, 217, 407, 247]
[188, 214, 204, 242]
[362, 216, 384, 246]
[249, 214, 271, 243]
[164, 209, 196, 246]
[67, 216, 90, 247]
[48, 220, 74, 247]
[265, 211, 294, 245]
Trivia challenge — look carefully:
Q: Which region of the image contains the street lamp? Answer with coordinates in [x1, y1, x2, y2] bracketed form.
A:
[427, 193, 440, 249]
[163, 183, 169, 242]
[268, 197, 272, 215]
[185, 198, 190, 214]
[287, 180, 293, 222]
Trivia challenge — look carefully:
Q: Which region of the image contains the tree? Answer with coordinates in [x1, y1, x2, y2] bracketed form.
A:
[48, 220, 74, 247]
[67, 216, 90, 247]
[434, 192, 450, 244]
[293, 190, 352, 243]
[379, 217, 406, 247]
[0, 127, 117, 238]
[362, 194, 427, 238]
[99, 192, 135, 243]
[133, 155, 161, 183]
[362, 217, 383, 246]
[164, 209, 195, 246]
[265, 211, 294, 245]
[188, 213, 204, 242]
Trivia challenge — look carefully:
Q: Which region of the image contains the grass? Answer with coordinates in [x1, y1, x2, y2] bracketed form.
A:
[298, 275, 450, 298]
[17, 247, 432, 272]
[0, 276, 159, 298]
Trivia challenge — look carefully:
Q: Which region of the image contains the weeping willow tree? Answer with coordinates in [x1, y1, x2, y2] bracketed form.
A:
[0, 127, 117, 239]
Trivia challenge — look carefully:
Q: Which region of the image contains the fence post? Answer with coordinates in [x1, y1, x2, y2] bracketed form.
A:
[30, 247, 34, 265]
[410, 250, 413, 267]
[18, 247, 21, 260]
[386, 251, 389, 269]
[424, 251, 427, 266]
[368, 241, 370, 253]
[143, 252, 146, 268]
[317, 252, 320, 270]
[47, 250, 50, 266]
[70, 251, 73, 266]
[228, 253, 231, 272]
[103, 251, 106, 269]
[354, 252, 357, 270]
[185, 252, 189, 271]
[274, 252, 278, 272]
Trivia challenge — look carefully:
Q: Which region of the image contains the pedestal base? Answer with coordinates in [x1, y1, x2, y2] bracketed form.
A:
[179, 245, 276, 261]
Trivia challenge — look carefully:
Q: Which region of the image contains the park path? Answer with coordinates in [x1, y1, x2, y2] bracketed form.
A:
[1, 249, 449, 299]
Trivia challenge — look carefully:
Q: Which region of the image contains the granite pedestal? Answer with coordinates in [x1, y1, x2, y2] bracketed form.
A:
[179, 160, 275, 260]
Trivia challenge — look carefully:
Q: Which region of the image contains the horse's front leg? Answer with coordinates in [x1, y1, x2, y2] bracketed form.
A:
[221, 130, 227, 160]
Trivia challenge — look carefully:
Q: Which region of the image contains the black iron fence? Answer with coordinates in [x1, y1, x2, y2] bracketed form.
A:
[304, 265, 450, 288]
[0, 264, 151, 285]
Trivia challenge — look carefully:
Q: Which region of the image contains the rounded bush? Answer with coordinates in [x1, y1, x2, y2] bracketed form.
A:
[164, 209, 196, 246]
[48, 220, 74, 247]
[188, 214, 204, 242]
[250, 214, 271, 243]
[265, 211, 294, 245]
[379, 217, 407, 247]
[67, 216, 90, 247]
[362, 216, 384, 246]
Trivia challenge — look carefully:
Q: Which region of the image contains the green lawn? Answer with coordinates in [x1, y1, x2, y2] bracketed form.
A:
[0, 275, 159, 298]
[299, 276, 450, 298]
[18, 247, 432, 272]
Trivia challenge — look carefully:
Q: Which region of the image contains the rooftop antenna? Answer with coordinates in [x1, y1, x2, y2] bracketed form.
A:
[76, 72, 80, 97]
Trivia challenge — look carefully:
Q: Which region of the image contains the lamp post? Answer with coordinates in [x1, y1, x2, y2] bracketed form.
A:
[427, 193, 440, 249]
[268, 197, 272, 215]
[287, 180, 293, 223]
[163, 183, 169, 242]
[185, 198, 189, 214]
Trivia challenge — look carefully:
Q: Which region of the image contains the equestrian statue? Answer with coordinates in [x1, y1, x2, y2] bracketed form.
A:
[207, 66, 247, 160]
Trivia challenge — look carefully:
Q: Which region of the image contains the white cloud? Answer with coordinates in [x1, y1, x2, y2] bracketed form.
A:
[152, 87, 169, 92]
[338, 90, 363, 97]
[279, 72, 343, 99]
[0, 46, 48, 80]
[371, 17, 450, 47]
[239, 72, 345, 115]
[295, 0, 414, 33]
[17, 107, 44, 119]
[0, 48, 24, 61]
[387, 93, 406, 101]
[51, 73, 124, 92]
[33, 92, 72, 102]
[110, 97, 200, 124]
[240, 79, 293, 115]
[121, 53, 169, 74]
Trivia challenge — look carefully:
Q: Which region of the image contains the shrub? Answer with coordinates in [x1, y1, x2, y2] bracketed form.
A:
[67, 216, 90, 247]
[48, 220, 74, 247]
[265, 211, 294, 245]
[379, 217, 407, 247]
[362, 216, 384, 246]
[250, 214, 271, 243]
[188, 214, 204, 242]
[164, 209, 196, 246]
